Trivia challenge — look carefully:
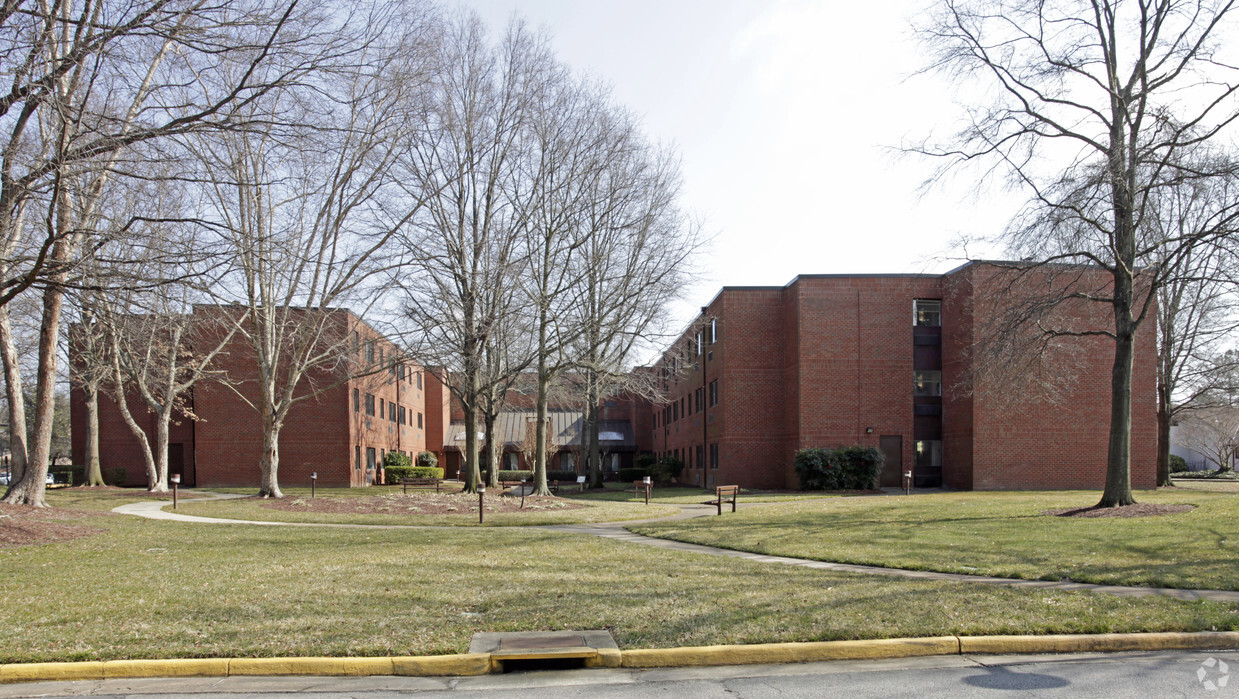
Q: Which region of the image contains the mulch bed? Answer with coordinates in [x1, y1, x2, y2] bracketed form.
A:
[0, 502, 106, 548]
[257, 492, 585, 516]
[1044, 503, 1197, 518]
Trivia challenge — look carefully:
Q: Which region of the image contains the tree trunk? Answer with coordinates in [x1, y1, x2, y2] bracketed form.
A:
[1155, 380, 1173, 487]
[1098, 327, 1137, 507]
[2, 285, 66, 507]
[257, 413, 284, 498]
[0, 306, 28, 488]
[586, 377, 603, 489]
[150, 409, 171, 493]
[84, 382, 105, 486]
[485, 408, 500, 489]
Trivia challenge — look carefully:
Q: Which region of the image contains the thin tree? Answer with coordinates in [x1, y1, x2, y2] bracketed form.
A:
[915, 0, 1239, 506]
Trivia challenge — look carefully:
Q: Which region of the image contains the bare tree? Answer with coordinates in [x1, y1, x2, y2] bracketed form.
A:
[192, 1, 439, 498]
[396, 14, 540, 494]
[915, 0, 1239, 506]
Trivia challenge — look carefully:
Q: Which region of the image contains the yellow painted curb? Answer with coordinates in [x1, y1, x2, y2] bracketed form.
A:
[0, 662, 104, 684]
[621, 636, 961, 668]
[961, 632, 1239, 655]
[391, 653, 490, 676]
[103, 659, 229, 679]
[228, 657, 393, 676]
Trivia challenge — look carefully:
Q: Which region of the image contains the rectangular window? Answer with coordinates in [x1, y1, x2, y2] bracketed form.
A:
[680, 396, 685, 417]
[366, 447, 376, 471]
[365, 393, 375, 416]
[416, 372, 423, 389]
[379, 347, 384, 367]
[710, 317, 718, 344]
[366, 341, 375, 364]
[709, 380, 719, 407]
[353, 331, 359, 354]
[914, 299, 942, 327]
[389, 402, 397, 422]
[379, 398, 385, 417]
[710, 442, 719, 469]
[672, 402, 678, 421]
[398, 406, 406, 425]
[417, 412, 424, 429]
[353, 387, 359, 413]
[696, 445, 704, 471]
[915, 440, 943, 467]
[696, 387, 704, 413]
[398, 364, 405, 381]
[696, 331, 703, 356]
[355, 445, 361, 470]
[913, 370, 942, 397]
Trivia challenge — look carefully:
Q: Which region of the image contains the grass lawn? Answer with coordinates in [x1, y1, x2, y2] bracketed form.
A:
[174, 489, 680, 526]
[563, 482, 838, 505]
[0, 490, 1235, 664]
[630, 489, 1239, 591]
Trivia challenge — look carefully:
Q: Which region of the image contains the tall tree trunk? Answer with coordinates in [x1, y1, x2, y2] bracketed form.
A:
[84, 382, 104, 486]
[1099, 325, 1137, 507]
[2, 285, 66, 507]
[485, 407, 500, 488]
[0, 307, 28, 488]
[586, 374, 603, 488]
[533, 354, 551, 496]
[257, 413, 283, 498]
[1156, 378, 1173, 487]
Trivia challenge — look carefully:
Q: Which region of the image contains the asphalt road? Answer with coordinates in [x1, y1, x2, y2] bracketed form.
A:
[1, 650, 1234, 698]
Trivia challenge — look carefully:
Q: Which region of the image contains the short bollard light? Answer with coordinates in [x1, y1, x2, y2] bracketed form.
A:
[311, 471, 318, 498]
[519, 479, 526, 509]
[642, 476, 651, 505]
[170, 473, 181, 509]
[477, 486, 486, 524]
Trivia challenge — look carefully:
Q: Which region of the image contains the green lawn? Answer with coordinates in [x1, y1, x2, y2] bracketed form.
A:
[174, 490, 680, 526]
[563, 482, 837, 505]
[630, 489, 1239, 591]
[0, 490, 1236, 664]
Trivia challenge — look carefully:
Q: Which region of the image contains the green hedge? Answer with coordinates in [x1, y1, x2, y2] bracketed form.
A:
[1169, 454, 1187, 472]
[546, 469, 579, 481]
[385, 465, 444, 481]
[618, 467, 650, 482]
[495, 469, 534, 482]
[794, 446, 884, 490]
[416, 451, 438, 469]
[383, 452, 412, 470]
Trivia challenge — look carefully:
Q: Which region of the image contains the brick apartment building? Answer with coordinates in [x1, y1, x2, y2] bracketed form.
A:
[651, 262, 1158, 491]
[70, 306, 452, 488]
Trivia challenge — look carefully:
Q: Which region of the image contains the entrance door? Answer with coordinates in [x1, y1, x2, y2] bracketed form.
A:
[879, 435, 903, 488]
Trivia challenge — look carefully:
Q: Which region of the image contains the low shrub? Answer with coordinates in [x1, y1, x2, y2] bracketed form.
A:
[496, 469, 534, 482]
[652, 456, 684, 483]
[383, 452, 412, 470]
[105, 467, 127, 486]
[386, 465, 444, 481]
[416, 451, 438, 469]
[1168, 454, 1187, 472]
[795, 446, 884, 491]
[49, 464, 85, 486]
[618, 467, 650, 483]
[633, 452, 657, 469]
[1171, 468, 1237, 480]
[546, 469, 578, 482]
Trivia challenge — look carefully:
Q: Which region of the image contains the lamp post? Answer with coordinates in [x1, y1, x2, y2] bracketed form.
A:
[477, 486, 486, 524]
[642, 476, 651, 505]
[170, 474, 181, 509]
[311, 472, 317, 498]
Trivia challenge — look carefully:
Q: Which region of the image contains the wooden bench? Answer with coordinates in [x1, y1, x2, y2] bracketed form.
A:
[709, 485, 739, 515]
[628, 480, 652, 504]
[400, 477, 442, 493]
[498, 480, 525, 490]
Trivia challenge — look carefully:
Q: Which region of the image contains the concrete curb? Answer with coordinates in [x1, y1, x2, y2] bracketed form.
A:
[4, 632, 1239, 684]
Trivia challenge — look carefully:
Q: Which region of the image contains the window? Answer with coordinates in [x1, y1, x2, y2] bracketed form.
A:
[915, 440, 943, 467]
[680, 396, 685, 417]
[696, 331, 703, 356]
[389, 402, 397, 422]
[355, 445, 361, 470]
[913, 370, 942, 397]
[416, 372, 423, 390]
[696, 387, 704, 413]
[365, 393, 375, 416]
[709, 379, 719, 407]
[365, 341, 375, 364]
[914, 299, 942, 327]
[353, 388, 359, 413]
[379, 398, 385, 417]
[417, 412, 423, 429]
[710, 442, 719, 469]
[696, 445, 703, 471]
[379, 347, 384, 368]
[672, 402, 678, 421]
[398, 406, 406, 425]
[710, 318, 717, 344]
[366, 447, 376, 471]
[353, 331, 359, 355]
[398, 364, 405, 381]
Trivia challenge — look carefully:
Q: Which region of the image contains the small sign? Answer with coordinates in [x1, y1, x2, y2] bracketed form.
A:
[576, 476, 586, 484]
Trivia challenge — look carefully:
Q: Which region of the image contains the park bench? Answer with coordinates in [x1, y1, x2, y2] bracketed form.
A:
[629, 479, 652, 504]
[400, 477, 442, 493]
[708, 485, 739, 515]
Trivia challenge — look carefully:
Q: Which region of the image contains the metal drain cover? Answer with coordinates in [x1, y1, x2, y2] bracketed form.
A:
[469, 630, 621, 669]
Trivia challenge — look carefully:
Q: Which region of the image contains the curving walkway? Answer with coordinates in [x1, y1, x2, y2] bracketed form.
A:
[113, 493, 1239, 603]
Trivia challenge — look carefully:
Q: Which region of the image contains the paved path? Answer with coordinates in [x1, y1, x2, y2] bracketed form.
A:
[114, 493, 1239, 603]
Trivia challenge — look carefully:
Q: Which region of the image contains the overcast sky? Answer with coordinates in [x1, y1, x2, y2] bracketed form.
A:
[462, 0, 1020, 321]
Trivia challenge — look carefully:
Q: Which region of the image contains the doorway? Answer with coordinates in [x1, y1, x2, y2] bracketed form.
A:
[879, 435, 903, 488]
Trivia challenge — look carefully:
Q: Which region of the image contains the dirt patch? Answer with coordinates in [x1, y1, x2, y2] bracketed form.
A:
[1044, 503, 1197, 518]
[257, 491, 585, 516]
[0, 503, 105, 548]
